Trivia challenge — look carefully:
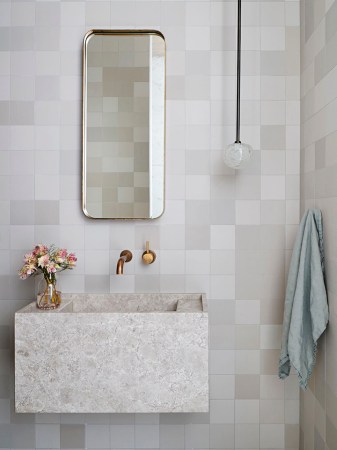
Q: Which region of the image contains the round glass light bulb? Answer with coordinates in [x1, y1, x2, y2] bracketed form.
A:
[223, 141, 253, 169]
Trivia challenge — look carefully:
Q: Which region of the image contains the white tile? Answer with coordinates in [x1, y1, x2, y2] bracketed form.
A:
[235, 301, 260, 325]
[261, 101, 286, 125]
[160, 250, 185, 274]
[186, 27, 210, 51]
[210, 350, 235, 375]
[261, 76, 285, 100]
[261, 27, 285, 51]
[0, 53, 10, 76]
[85, 225, 110, 250]
[210, 399, 234, 424]
[186, 101, 211, 125]
[210, 374, 235, 399]
[11, 2, 35, 26]
[85, 250, 110, 275]
[260, 325, 282, 349]
[186, 250, 210, 275]
[210, 275, 235, 300]
[285, 2, 300, 26]
[236, 200, 260, 225]
[261, 175, 285, 200]
[260, 424, 285, 448]
[61, 2, 85, 26]
[235, 399, 260, 423]
[235, 350, 260, 374]
[186, 2, 210, 26]
[85, 1, 110, 26]
[261, 2, 285, 26]
[242, 27, 260, 51]
[210, 225, 235, 250]
[186, 175, 210, 200]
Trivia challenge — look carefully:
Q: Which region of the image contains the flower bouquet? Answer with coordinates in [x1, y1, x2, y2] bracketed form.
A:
[19, 244, 77, 309]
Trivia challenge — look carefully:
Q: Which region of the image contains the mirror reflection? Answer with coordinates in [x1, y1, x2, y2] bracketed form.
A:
[83, 30, 165, 219]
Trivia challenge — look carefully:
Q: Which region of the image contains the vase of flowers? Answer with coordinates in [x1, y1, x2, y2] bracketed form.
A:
[18, 244, 77, 310]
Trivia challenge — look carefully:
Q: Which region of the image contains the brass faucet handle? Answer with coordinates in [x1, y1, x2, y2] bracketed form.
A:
[142, 241, 156, 264]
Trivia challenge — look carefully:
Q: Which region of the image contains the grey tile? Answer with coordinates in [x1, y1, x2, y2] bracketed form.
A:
[10, 201, 35, 225]
[36, 424, 60, 449]
[210, 199, 235, 225]
[261, 125, 285, 150]
[36, 2, 61, 26]
[315, 138, 326, 170]
[86, 424, 110, 449]
[35, 200, 59, 225]
[210, 423, 234, 448]
[110, 413, 135, 425]
[135, 424, 159, 449]
[110, 424, 134, 448]
[186, 225, 210, 250]
[11, 424, 35, 448]
[186, 200, 210, 225]
[0, 28, 10, 51]
[261, 51, 286, 75]
[84, 275, 110, 293]
[60, 424, 85, 449]
[0, 376, 10, 399]
[0, 399, 10, 424]
[10, 27, 34, 51]
[36, 76, 60, 101]
[0, 102, 10, 125]
[0, 424, 11, 448]
[0, 327, 9, 350]
[0, 352, 12, 375]
[304, 0, 314, 41]
[159, 424, 184, 448]
[35, 27, 60, 51]
[326, 0, 337, 43]
[185, 424, 209, 449]
[326, 417, 337, 450]
[135, 275, 160, 292]
[10, 102, 34, 125]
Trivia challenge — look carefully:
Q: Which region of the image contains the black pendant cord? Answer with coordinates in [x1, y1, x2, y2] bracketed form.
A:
[235, 0, 241, 144]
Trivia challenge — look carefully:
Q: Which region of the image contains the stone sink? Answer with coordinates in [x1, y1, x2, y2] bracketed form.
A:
[15, 293, 208, 413]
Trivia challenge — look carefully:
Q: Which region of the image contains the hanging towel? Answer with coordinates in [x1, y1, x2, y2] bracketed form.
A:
[278, 209, 328, 389]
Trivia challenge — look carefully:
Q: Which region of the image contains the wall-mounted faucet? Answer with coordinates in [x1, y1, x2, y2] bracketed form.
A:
[116, 250, 133, 275]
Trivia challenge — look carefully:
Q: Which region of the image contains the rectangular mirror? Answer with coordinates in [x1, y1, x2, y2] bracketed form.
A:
[82, 30, 165, 219]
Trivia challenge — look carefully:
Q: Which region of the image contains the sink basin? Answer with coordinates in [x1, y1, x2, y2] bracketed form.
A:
[15, 293, 208, 413]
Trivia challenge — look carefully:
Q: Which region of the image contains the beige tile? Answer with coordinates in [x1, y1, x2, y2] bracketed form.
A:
[285, 424, 300, 448]
[235, 325, 260, 350]
[260, 399, 284, 423]
[235, 375, 260, 399]
[260, 298, 284, 325]
[260, 349, 279, 375]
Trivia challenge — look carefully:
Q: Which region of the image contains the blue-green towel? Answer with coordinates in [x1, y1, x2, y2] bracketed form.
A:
[279, 209, 328, 389]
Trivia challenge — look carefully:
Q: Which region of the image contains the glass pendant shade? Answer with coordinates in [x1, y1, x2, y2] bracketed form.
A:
[223, 141, 252, 169]
[223, 0, 253, 170]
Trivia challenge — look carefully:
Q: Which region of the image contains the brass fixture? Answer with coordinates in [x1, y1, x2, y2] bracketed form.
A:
[116, 250, 133, 275]
[142, 241, 156, 265]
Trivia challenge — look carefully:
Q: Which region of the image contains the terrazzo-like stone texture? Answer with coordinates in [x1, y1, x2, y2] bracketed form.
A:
[15, 294, 208, 413]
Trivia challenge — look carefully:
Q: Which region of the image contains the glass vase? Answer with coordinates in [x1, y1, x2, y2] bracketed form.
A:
[37, 273, 61, 310]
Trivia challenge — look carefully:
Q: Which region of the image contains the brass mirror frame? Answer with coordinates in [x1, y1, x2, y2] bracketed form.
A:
[82, 29, 166, 220]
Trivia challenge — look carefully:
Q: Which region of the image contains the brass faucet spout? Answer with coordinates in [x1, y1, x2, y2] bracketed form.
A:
[116, 250, 132, 275]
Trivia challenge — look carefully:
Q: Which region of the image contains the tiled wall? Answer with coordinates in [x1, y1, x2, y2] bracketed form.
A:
[0, 1, 300, 449]
[300, 0, 337, 449]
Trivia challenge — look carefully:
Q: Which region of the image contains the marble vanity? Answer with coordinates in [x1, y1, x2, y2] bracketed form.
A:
[15, 293, 209, 413]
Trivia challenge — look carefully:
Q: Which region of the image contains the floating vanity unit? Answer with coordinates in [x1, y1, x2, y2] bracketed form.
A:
[15, 293, 208, 413]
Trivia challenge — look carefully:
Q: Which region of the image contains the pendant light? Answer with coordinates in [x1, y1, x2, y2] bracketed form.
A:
[223, 0, 253, 169]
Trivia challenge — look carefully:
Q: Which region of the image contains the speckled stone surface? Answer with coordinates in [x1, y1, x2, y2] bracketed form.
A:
[15, 293, 208, 413]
